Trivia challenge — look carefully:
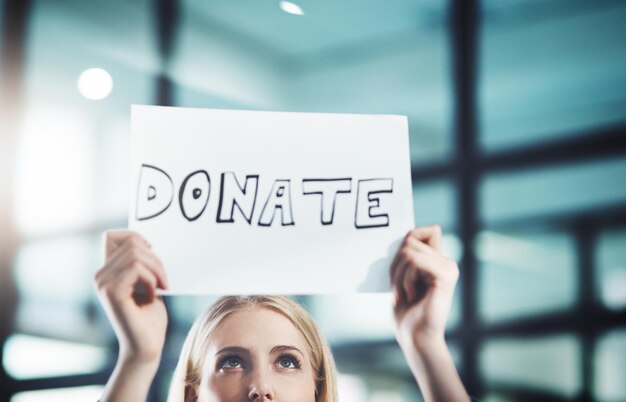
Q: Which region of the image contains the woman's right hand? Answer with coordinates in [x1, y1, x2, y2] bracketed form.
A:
[95, 231, 169, 366]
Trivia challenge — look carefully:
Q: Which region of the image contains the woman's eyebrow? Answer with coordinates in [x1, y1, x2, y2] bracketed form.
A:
[271, 345, 304, 357]
[215, 346, 250, 356]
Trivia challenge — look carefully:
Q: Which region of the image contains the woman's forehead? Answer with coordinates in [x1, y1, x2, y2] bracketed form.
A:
[208, 307, 309, 353]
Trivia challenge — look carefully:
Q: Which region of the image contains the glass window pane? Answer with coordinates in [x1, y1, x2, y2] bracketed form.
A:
[448, 340, 462, 370]
[370, 390, 406, 402]
[480, 158, 626, 225]
[481, 335, 582, 398]
[19, 0, 155, 232]
[11, 385, 104, 402]
[25, 0, 155, 108]
[176, 81, 251, 110]
[477, 230, 577, 323]
[483, 394, 513, 402]
[95, 116, 132, 224]
[309, 281, 461, 343]
[446, 275, 462, 332]
[413, 180, 456, 231]
[176, 0, 453, 165]
[596, 229, 626, 310]
[337, 373, 421, 402]
[594, 328, 626, 401]
[479, 2, 626, 152]
[336, 342, 409, 378]
[3, 334, 107, 380]
[27, 0, 157, 84]
[412, 181, 462, 329]
[309, 294, 395, 343]
[168, 295, 221, 327]
[14, 235, 103, 341]
[337, 374, 368, 402]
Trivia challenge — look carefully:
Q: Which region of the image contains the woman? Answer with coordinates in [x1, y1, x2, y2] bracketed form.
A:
[95, 225, 470, 402]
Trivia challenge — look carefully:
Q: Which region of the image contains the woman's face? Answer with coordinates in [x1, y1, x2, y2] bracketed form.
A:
[196, 307, 317, 402]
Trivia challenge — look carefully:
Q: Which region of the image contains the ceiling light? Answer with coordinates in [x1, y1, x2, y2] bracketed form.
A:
[280, 1, 304, 16]
[77, 68, 113, 100]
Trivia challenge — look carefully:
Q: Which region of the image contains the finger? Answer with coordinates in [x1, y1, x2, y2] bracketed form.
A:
[394, 257, 414, 303]
[95, 243, 132, 289]
[397, 246, 458, 288]
[403, 261, 421, 303]
[390, 229, 437, 285]
[404, 234, 439, 257]
[393, 249, 431, 303]
[103, 261, 159, 306]
[97, 235, 151, 281]
[392, 248, 429, 303]
[407, 225, 443, 254]
[390, 235, 425, 283]
[391, 255, 412, 303]
[132, 246, 168, 289]
[389, 240, 404, 280]
[392, 284, 403, 309]
[107, 242, 168, 290]
[104, 230, 151, 259]
[390, 245, 410, 288]
[96, 238, 167, 293]
[389, 246, 404, 285]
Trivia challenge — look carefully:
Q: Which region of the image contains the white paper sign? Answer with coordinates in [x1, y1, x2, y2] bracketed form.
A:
[129, 105, 414, 294]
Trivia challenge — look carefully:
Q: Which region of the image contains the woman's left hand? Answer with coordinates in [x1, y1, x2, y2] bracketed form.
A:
[390, 225, 459, 348]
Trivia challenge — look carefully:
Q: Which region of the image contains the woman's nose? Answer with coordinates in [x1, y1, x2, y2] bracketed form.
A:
[248, 391, 273, 401]
[247, 369, 275, 401]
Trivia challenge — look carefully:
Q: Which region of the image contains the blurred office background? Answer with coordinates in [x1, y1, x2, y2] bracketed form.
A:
[1, 0, 625, 401]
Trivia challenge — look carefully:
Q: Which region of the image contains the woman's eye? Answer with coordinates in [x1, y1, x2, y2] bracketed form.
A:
[277, 356, 299, 369]
[221, 357, 242, 368]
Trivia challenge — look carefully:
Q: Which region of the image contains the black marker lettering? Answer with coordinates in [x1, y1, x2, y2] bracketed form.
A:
[258, 180, 295, 226]
[302, 178, 352, 225]
[355, 178, 393, 228]
[136, 164, 173, 221]
[216, 172, 259, 224]
[179, 170, 210, 222]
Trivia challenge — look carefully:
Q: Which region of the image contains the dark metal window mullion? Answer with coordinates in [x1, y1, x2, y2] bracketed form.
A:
[449, 0, 483, 397]
[575, 222, 597, 402]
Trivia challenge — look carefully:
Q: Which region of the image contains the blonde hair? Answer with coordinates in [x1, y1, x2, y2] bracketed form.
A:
[167, 295, 338, 402]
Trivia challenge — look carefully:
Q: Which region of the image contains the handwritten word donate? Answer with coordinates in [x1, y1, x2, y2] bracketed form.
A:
[136, 164, 394, 229]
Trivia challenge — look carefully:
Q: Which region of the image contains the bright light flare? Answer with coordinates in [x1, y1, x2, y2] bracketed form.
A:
[279, 1, 304, 15]
[14, 107, 96, 236]
[77, 68, 113, 100]
[4, 334, 107, 379]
